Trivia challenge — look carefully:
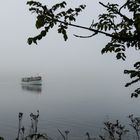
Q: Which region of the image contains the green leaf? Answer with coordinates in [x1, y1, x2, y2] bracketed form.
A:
[67, 8, 74, 14]
[115, 48, 121, 52]
[116, 53, 121, 59]
[32, 38, 37, 44]
[101, 48, 106, 54]
[60, 1, 67, 8]
[97, 24, 101, 30]
[0, 137, 4, 140]
[36, 15, 45, 29]
[37, 35, 42, 40]
[58, 28, 62, 33]
[130, 72, 138, 78]
[100, 24, 103, 30]
[69, 16, 76, 21]
[79, 5, 86, 9]
[27, 38, 33, 45]
[75, 8, 81, 12]
[41, 30, 46, 36]
[104, 25, 108, 31]
[63, 33, 68, 41]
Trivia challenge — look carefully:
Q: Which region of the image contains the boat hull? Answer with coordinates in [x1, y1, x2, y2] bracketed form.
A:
[21, 76, 42, 85]
[21, 80, 42, 85]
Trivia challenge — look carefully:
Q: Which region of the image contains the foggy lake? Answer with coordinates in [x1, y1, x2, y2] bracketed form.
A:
[0, 73, 140, 140]
[0, 0, 140, 139]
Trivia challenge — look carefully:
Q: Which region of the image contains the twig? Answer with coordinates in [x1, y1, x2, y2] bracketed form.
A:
[99, 1, 133, 23]
[74, 32, 98, 38]
[58, 129, 65, 140]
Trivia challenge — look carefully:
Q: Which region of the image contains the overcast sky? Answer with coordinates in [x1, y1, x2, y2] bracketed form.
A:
[0, 0, 139, 85]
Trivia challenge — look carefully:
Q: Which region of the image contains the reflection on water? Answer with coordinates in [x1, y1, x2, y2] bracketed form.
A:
[1, 77, 140, 140]
[21, 84, 42, 93]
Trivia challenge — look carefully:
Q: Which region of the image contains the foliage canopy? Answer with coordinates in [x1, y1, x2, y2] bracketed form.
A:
[27, 0, 140, 97]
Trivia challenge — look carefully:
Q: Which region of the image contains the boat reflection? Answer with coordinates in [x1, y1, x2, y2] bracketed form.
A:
[21, 84, 42, 93]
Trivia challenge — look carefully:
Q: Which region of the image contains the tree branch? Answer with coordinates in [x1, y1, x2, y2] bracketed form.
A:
[125, 78, 140, 87]
[55, 19, 134, 41]
[73, 32, 98, 38]
[119, 0, 130, 13]
[99, 2, 133, 23]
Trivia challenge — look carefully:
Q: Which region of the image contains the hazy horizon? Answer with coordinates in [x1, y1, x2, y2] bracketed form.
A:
[0, 1, 140, 139]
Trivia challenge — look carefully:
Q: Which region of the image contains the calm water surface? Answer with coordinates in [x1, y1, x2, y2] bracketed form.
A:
[0, 74, 139, 140]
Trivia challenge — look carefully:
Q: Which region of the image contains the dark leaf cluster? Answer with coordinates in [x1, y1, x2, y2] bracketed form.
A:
[124, 62, 140, 97]
[131, 88, 140, 98]
[16, 111, 51, 140]
[90, 1, 140, 61]
[127, 0, 140, 13]
[27, 1, 86, 44]
[90, 1, 140, 94]
[128, 114, 140, 139]
[99, 120, 128, 140]
[27, 0, 140, 96]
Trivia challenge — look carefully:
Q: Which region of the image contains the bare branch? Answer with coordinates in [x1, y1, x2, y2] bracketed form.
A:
[119, 0, 130, 12]
[57, 129, 65, 140]
[74, 32, 98, 38]
[125, 78, 140, 87]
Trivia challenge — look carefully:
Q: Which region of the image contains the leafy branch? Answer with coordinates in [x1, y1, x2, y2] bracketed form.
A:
[27, 1, 86, 44]
[27, 0, 140, 97]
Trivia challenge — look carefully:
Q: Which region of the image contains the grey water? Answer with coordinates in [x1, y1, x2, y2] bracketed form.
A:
[0, 74, 140, 140]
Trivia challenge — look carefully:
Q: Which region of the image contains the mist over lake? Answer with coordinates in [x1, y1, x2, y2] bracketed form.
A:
[0, 0, 140, 140]
[0, 72, 139, 140]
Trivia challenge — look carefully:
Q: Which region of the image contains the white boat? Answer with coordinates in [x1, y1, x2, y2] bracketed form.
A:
[21, 76, 42, 85]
